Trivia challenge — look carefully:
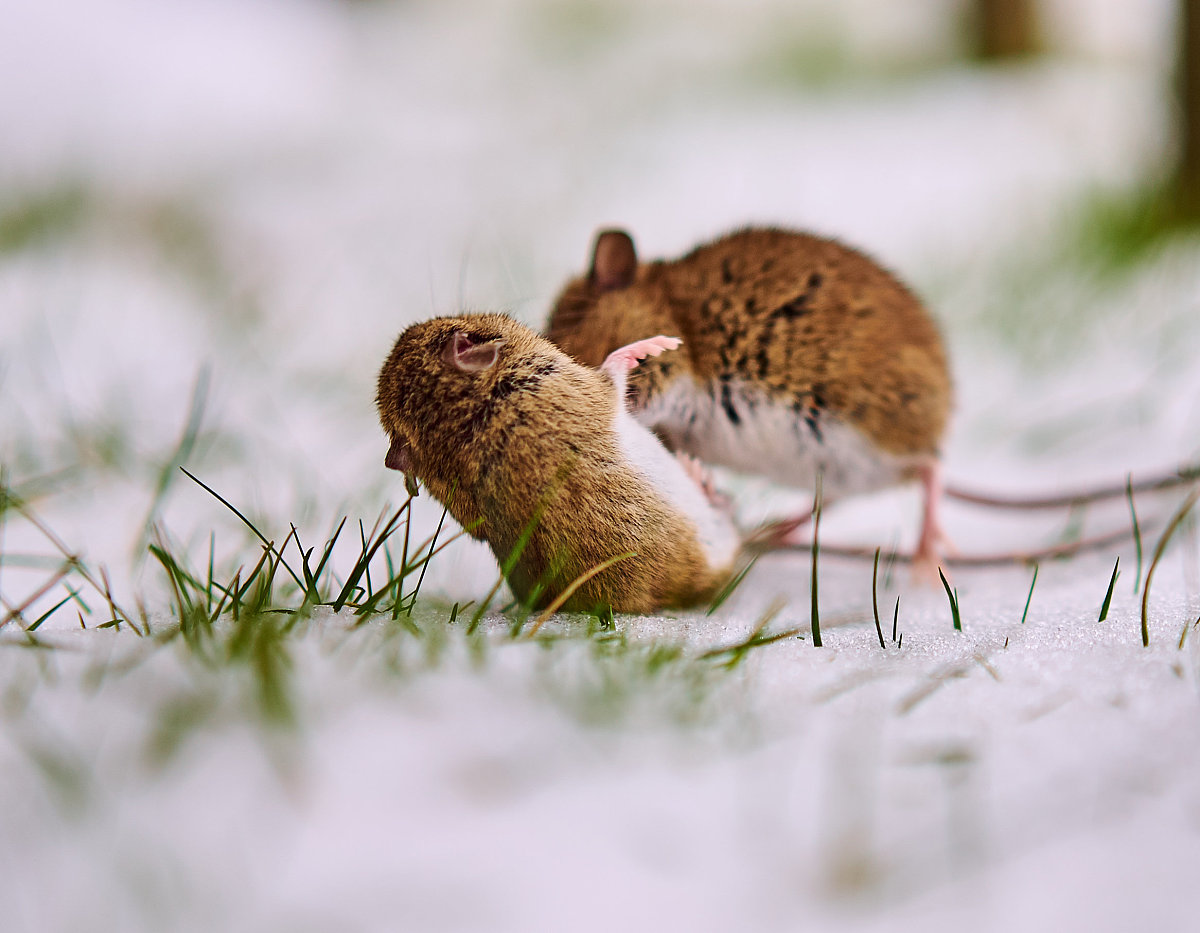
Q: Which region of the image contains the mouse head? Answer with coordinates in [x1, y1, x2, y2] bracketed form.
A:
[376, 313, 547, 493]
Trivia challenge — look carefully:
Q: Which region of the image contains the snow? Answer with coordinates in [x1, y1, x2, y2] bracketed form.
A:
[2, 0, 1199, 930]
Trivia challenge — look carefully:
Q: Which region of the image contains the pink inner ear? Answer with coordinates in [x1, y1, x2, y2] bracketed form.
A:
[443, 331, 504, 372]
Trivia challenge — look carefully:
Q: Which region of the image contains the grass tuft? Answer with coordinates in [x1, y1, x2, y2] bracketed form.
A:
[526, 551, 635, 636]
[181, 467, 307, 595]
[698, 598, 796, 669]
[0, 481, 137, 631]
[330, 504, 410, 612]
[939, 567, 962, 632]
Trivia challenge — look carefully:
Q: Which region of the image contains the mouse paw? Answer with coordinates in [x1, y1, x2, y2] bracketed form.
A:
[676, 452, 732, 511]
[742, 513, 814, 550]
[911, 552, 947, 588]
[910, 529, 958, 587]
[601, 335, 681, 376]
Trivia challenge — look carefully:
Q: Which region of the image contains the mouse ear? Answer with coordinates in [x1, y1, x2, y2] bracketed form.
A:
[589, 229, 637, 292]
[443, 331, 505, 372]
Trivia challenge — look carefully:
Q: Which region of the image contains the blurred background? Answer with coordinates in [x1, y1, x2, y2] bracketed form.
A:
[2, 0, 1200, 612]
[4, 4, 1200, 932]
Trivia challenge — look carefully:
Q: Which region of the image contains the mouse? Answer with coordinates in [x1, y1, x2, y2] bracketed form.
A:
[375, 312, 739, 614]
[544, 226, 953, 567]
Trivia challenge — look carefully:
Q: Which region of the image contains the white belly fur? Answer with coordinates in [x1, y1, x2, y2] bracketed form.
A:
[611, 406, 739, 572]
[639, 376, 909, 499]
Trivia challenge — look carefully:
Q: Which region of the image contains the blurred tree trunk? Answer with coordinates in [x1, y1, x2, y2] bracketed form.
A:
[972, 0, 1040, 60]
[1175, 0, 1200, 219]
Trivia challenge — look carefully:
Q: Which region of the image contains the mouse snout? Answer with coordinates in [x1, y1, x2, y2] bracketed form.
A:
[384, 435, 414, 473]
[385, 434, 421, 497]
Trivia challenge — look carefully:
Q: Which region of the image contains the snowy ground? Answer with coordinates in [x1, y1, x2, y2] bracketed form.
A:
[2, 0, 1199, 930]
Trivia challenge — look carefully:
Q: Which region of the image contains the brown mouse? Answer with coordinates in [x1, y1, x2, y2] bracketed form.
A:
[376, 312, 738, 613]
[545, 226, 953, 566]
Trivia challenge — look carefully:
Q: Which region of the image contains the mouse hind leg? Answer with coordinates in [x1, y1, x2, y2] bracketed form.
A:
[912, 458, 953, 582]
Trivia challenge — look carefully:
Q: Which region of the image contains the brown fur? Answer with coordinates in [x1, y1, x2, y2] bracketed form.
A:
[376, 313, 730, 613]
[546, 227, 952, 460]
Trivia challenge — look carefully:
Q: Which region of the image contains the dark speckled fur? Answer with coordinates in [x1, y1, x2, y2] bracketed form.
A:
[545, 227, 952, 465]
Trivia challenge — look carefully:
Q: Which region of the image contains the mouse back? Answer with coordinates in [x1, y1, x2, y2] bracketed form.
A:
[545, 227, 952, 467]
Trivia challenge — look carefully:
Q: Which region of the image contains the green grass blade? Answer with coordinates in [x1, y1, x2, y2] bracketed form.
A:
[698, 598, 795, 669]
[468, 507, 544, 634]
[331, 503, 409, 612]
[810, 472, 823, 648]
[180, 467, 306, 593]
[526, 552, 636, 636]
[396, 504, 413, 609]
[707, 556, 759, 615]
[938, 567, 961, 632]
[136, 368, 209, 559]
[1179, 615, 1198, 650]
[357, 519, 374, 602]
[26, 590, 75, 632]
[1140, 488, 1200, 647]
[63, 584, 91, 615]
[1020, 563, 1038, 624]
[403, 503, 449, 615]
[1126, 475, 1143, 594]
[1097, 556, 1119, 622]
[871, 547, 885, 649]
[313, 516, 347, 580]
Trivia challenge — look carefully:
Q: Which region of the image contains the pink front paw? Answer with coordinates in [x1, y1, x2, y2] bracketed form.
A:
[602, 335, 681, 374]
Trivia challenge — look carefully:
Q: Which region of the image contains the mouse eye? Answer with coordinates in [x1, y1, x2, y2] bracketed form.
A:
[443, 331, 506, 372]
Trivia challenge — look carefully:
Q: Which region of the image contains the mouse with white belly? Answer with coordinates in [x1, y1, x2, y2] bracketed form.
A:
[375, 312, 738, 613]
[545, 227, 954, 567]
